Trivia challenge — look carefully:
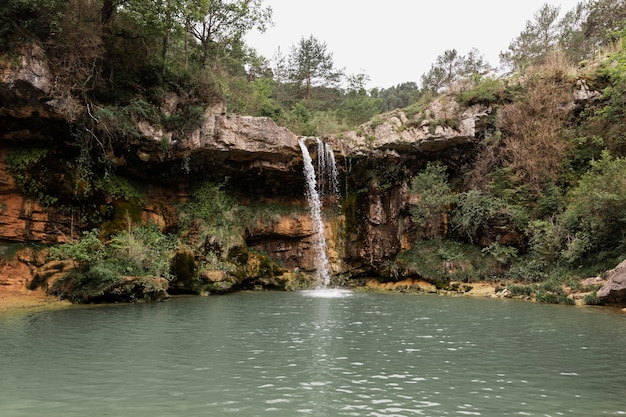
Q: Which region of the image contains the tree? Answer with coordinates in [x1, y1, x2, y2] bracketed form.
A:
[558, 1, 591, 62]
[583, 0, 626, 49]
[421, 48, 490, 93]
[338, 73, 382, 126]
[0, 0, 66, 50]
[288, 35, 343, 103]
[500, 3, 561, 72]
[377, 82, 421, 112]
[186, 0, 272, 70]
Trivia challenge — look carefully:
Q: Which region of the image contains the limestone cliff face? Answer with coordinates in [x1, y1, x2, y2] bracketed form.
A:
[0, 147, 62, 243]
[0, 45, 490, 283]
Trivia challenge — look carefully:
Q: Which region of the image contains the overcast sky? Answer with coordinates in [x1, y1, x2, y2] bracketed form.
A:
[245, 0, 583, 89]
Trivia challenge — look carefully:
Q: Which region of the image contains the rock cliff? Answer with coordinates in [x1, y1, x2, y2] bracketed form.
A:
[0, 44, 491, 296]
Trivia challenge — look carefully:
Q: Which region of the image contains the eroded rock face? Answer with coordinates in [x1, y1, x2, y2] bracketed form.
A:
[326, 97, 489, 157]
[0, 45, 493, 282]
[0, 147, 66, 243]
[597, 260, 626, 306]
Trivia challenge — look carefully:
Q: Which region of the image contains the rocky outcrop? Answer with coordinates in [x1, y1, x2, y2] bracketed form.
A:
[327, 97, 489, 157]
[0, 148, 66, 243]
[0, 44, 492, 293]
[597, 260, 626, 306]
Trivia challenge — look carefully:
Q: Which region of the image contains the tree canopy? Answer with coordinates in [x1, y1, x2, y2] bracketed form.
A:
[287, 35, 343, 102]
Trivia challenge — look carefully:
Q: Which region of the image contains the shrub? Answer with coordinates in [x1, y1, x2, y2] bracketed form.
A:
[392, 238, 500, 285]
[457, 77, 506, 106]
[535, 291, 574, 305]
[5, 146, 59, 206]
[583, 292, 599, 305]
[409, 162, 455, 237]
[49, 229, 105, 264]
[108, 223, 176, 279]
[560, 151, 626, 266]
[507, 283, 533, 297]
[179, 181, 251, 258]
[94, 174, 144, 202]
[451, 189, 507, 243]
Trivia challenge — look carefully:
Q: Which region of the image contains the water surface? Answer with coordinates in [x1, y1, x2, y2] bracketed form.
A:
[1, 291, 625, 416]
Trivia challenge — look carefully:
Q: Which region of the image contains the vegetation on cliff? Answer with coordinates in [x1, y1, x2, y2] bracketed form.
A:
[2, 0, 626, 304]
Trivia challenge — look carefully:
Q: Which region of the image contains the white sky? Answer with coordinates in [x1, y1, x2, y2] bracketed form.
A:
[245, 0, 583, 89]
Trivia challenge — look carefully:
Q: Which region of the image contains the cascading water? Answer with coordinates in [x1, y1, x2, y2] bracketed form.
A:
[298, 137, 338, 288]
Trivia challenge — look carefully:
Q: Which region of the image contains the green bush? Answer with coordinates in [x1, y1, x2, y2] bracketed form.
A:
[409, 162, 455, 237]
[95, 174, 144, 202]
[0, 0, 66, 51]
[507, 283, 533, 297]
[179, 181, 251, 258]
[451, 189, 507, 243]
[50, 224, 177, 302]
[535, 290, 574, 305]
[392, 238, 499, 285]
[49, 229, 105, 264]
[583, 292, 599, 305]
[560, 151, 626, 266]
[457, 77, 506, 106]
[5, 146, 59, 206]
[108, 223, 177, 279]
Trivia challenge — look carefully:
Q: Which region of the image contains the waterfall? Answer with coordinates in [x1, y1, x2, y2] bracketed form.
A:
[312, 138, 340, 201]
[299, 137, 339, 288]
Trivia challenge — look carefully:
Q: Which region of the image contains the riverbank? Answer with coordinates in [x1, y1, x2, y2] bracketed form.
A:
[0, 272, 621, 313]
[0, 289, 70, 312]
[0, 287, 71, 313]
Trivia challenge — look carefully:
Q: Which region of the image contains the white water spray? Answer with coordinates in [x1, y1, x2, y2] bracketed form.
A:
[299, 137, 339, 288]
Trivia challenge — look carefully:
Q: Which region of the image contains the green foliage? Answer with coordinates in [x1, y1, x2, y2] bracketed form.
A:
[392, 238, 501, 285]
[162, 104, 206, 137]
[94, 174, 144, 202]
[535, 290, 575, 305]
[5, 146, 59, 205]
[377, 82, 422, 112]
[336, 73, 383, 126]
[527, 219, 566, 268]
[457, 77, 506, 106]
[108, 223, 177, 279]
[409, 162, 455, 237]
[288, 35, 343, 102]
[179, 181, 252, 258]
[247, 202, 307, 226]
[49, 229, 105, 264]
[507, 283, 534, 297]
[50, 224, 176, 302]
[500, 4, 562, 72]
[584, 49, 626, 156]
[93, 99, 161, 139]
[0, 0, 66, 51]
[560, 150, 626, 266]
[481, 242, 518, 266]
[53, 261, 122, 303]
[451, 189, 508, 243]
[421, 48, 491, 93]
[583, 292, 599, 305]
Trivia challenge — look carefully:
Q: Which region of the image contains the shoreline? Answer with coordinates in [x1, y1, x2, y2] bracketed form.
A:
[1, 279, 624, 314]
[0, 288, 71, 314]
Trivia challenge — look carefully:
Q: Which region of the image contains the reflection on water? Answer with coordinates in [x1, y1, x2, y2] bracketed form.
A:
[1, 292, 625, 416]
[301, 288, 353, 298]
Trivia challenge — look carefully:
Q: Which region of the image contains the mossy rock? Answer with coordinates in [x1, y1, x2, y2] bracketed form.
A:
[99, 200, 143, 238]
[170, 249, 198, 287]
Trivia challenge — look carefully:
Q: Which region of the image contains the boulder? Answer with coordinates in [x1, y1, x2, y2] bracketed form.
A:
[597, 260, 626, 306]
